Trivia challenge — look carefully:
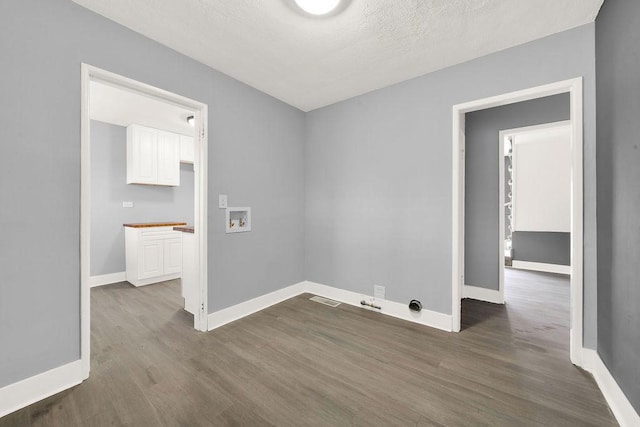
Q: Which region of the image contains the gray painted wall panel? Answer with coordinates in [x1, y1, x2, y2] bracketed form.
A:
[0, 0, 305, 387]
[596, 0, 640, 413]
[512, 232, 570, 266]
[90, 121, 194, 276]
[305, 25, 597, 348]
[464, 94, 570, 289]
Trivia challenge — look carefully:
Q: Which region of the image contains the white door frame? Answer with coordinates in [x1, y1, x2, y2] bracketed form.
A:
[451, 78, 584, 366]
[80, 64, 209, 379]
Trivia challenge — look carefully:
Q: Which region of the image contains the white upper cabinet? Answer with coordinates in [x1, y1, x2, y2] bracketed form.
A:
[127, 124, 180, 186]
[127, 125, 158, 185]
[157, 131, 180, 185]
[180, 135, 195, 164]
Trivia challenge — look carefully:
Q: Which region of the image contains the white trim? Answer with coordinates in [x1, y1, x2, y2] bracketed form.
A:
[193, 105, 209, 332]
[463, 284, 504, 304]
[582, 349, 640, 427]
[207, 282, 308, 330]
[498, 128, 506, 306]
[207, 281, 452, 333]
[500, 121, 571, 141]
[89, 272, 126, 288]
[510, 261, 571, 275]
[451, 119, 465, 333]
[307, 281, 453, 332]
[568, 78, 584, 366]
[80, 64, 91, 380]
[452, 77, 584, 366]
[0, 361, 83, 418]
[80, 64, 210, 381]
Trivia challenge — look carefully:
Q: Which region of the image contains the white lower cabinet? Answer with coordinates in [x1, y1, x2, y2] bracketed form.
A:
[180, 231, 197, 315]
[163, 237, 183, 275]
[125, 226, 182, 286]
[139, 238, 164, 280]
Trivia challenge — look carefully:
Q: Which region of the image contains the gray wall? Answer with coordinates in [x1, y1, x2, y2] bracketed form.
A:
[511, 232, 570, 266]
[464, 94, 570, 290]
[0, 0, 604, 394]
[0, 0, 305, 388]
[596, 0, 640, 413]
[305, 24, 597, 347]
[90, 120, 194, 276]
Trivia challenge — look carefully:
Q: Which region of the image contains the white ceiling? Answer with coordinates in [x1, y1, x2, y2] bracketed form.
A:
[90, 80, 195, 136]
[74, 0, 604, 112]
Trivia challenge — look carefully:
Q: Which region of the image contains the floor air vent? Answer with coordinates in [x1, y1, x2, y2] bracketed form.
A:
[309, 296, 341, 307]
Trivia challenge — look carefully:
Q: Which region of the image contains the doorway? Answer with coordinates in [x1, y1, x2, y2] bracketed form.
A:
[451, 78, 584, 366]
[80, 64, 209, 379]
[500, 121, 572, 281]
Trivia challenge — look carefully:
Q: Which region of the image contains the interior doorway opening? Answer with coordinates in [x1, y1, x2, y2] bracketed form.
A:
[451, 78, 584, 366]
[501, 121, 572, 278]
[80, 64, 209, 379]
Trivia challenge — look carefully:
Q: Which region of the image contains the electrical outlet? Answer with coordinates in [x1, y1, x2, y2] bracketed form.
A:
[374, 285, 386, 300]
[219, 194, 227, 209]
[122, 201, 134, 208]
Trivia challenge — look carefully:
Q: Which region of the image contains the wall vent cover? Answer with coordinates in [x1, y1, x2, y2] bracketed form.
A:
[310, 296, 341, 307]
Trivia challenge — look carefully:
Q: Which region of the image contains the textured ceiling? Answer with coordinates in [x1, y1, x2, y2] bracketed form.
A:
[72, 0, 604, 111]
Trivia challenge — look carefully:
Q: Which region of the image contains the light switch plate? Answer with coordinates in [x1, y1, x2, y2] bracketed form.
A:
[122, 201, 134, 208]
[219, 194, 227, 209]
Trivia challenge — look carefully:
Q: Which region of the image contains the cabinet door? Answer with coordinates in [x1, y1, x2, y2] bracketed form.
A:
[180, 135, 195, 164]
[157, 130, 181, 186]
[181, 233, 197, 314]
[139, 238, 164, 279]
[163, 237, 183, 275]
[127, 125, 158, 184]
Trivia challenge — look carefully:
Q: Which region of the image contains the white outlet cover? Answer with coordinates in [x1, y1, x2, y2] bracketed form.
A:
[122, 201, 134, 208]
[374, 285, 386, 300]
[218, 194, 227, 209]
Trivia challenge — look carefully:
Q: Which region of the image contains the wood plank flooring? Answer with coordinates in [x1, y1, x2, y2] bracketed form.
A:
[1, 271, 617, 426]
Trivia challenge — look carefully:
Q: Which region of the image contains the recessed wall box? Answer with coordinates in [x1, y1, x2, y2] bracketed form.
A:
[226, 207, 251, 233]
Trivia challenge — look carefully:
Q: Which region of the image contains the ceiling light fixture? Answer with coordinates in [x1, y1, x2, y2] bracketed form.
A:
[186, 115, 195, 126]
[294, 0, 341, 15]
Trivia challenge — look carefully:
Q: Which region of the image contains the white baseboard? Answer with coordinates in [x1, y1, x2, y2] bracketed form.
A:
[306, 281, 453, 332]
[89, 272, 126, 288]
[207, 280, 452, 333]
[582, 349, 640, 427]
[128, 272, 180, 287]
[463, 284, 504, 304]
[0, 360, 83, 418]
[207, 281, 307, 330]
[511, 260, 571, 275]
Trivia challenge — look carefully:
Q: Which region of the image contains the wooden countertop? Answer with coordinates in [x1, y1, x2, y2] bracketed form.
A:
[123, 222, 187, 228]
[173, 226, 194, 233]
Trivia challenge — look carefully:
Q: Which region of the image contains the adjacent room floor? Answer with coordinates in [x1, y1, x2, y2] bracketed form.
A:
[1, 271, 616, 426]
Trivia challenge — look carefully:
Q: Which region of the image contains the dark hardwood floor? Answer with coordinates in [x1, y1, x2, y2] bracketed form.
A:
[1, 271, 616, 426]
